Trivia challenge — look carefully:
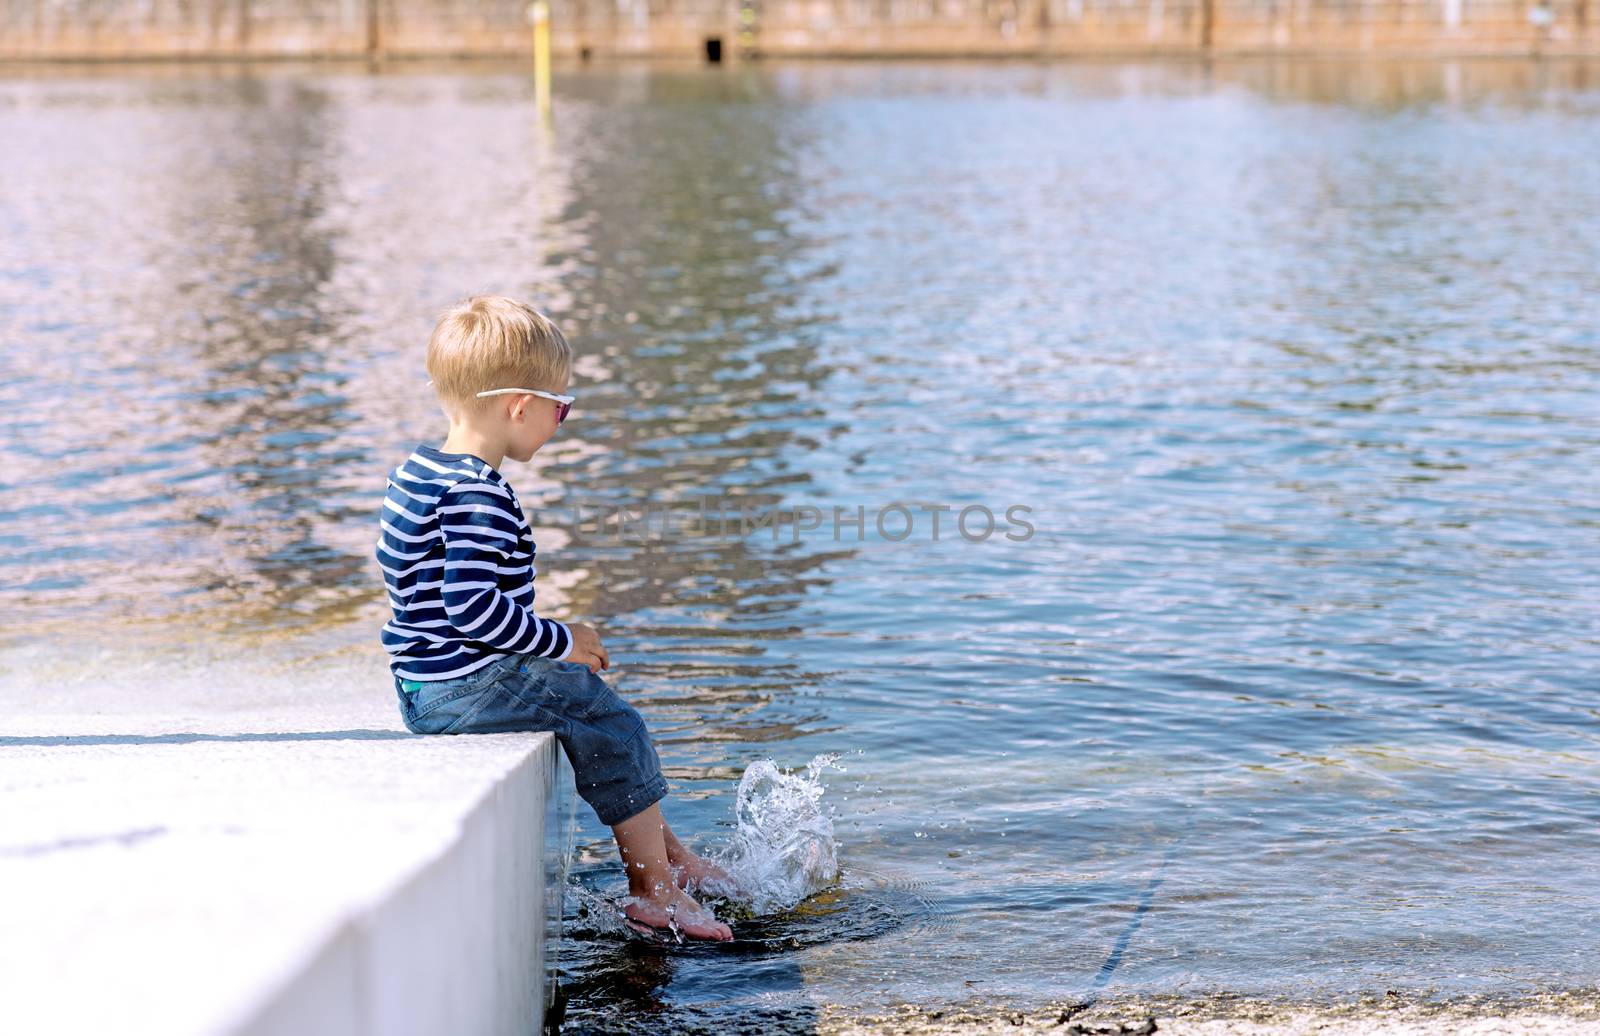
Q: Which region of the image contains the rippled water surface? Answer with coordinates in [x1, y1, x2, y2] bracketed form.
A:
[4, 58, 1600, 1029]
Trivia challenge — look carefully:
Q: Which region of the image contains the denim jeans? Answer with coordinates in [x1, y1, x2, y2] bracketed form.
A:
[396, 651, 668, 827]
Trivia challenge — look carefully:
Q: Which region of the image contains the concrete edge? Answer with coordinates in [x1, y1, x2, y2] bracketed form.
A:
[223, 733, 571, 1036]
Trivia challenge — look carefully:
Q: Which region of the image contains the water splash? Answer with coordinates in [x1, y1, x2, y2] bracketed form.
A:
[706, 753, 843, 915]
[563, 753, 844, 943]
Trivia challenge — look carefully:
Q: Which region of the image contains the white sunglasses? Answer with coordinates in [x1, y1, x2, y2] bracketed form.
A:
[475, 387, 574, 423]
[427, 381, 575, 423]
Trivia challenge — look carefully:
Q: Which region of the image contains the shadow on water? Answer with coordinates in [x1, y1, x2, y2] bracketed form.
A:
[554, 866, 953, 1034]
[554, 938, 820, 1035]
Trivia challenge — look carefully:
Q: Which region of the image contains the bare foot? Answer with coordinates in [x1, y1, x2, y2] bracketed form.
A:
[668, 851, 738, 897]
[622, 884, 733, 942]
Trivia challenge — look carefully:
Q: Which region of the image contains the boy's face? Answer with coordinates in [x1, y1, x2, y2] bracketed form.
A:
[504, 371, 571, 463]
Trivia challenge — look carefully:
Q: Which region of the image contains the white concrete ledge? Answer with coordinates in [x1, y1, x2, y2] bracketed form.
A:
[0, 723, 572, 1036]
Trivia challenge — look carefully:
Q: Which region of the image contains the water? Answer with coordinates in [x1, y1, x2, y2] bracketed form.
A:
[3, 57, 1600, 1030]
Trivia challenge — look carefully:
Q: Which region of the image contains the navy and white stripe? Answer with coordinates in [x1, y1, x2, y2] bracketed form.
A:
[375, 443, 572, 681]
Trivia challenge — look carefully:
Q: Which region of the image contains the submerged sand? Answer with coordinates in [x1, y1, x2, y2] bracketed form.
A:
[817, 990, 1600, 1036]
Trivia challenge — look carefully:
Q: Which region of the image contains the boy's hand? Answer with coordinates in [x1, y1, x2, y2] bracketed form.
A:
[566, 622, 610, 673]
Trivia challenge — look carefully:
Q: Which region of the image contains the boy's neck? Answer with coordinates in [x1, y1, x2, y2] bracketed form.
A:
[439, 422, 504, 471]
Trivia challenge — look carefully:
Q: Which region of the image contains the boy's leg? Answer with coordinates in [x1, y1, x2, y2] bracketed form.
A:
[523, 658, 734, 940]
[613, 802, 732, 942]
[659, 817, 736, 894]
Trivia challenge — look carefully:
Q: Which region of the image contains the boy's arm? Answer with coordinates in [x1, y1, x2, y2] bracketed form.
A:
[437, 481, 573, 661]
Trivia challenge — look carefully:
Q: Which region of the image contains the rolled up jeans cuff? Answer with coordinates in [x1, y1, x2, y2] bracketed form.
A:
[591, 771, 669, 827]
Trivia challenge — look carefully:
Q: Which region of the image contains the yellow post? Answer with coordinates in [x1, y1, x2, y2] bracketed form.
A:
[529, 1, 551, 120]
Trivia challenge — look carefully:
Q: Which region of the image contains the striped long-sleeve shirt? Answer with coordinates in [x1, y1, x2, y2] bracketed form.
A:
[375, 443, 572, 681]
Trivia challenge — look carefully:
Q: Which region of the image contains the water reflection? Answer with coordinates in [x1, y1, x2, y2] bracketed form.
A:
[537, 74, 850, 771]
[4, 57, 1598, 637]
[1, 75, 371, 633]
[161, 79, 369, 621]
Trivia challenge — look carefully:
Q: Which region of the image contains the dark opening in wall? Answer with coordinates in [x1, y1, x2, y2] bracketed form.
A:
[704, 37, 723, 63]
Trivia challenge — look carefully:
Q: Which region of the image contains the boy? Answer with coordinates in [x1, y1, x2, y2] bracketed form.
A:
[375, 295, 733, 943]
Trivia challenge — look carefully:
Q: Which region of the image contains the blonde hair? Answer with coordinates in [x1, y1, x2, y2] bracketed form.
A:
[425, 295, 572, 415]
